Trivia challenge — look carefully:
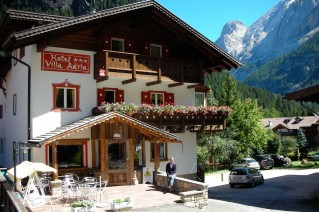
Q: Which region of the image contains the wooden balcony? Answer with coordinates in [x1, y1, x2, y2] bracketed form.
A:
[132, 113, 226, 133]
[94, 51, 201, 84]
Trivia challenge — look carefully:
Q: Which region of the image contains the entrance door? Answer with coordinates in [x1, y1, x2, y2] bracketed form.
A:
[108, 140, 129, 185]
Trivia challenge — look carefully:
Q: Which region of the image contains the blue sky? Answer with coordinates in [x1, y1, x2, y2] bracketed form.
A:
[156, 0, 280, 41]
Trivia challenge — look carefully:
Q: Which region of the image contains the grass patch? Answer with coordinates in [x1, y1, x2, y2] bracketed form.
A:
[277, 161, 319, 169]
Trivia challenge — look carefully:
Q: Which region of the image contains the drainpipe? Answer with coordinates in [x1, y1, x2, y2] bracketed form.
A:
[10, 56, 31, 161]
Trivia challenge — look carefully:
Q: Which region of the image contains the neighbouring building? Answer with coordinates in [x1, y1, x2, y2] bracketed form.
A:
[0, 0, 241, 186]
[262, 116, 319, 149]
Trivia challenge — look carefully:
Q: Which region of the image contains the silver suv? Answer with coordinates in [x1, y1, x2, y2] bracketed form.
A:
[229, 167, 264, 188]
[229, 158, 260, 170]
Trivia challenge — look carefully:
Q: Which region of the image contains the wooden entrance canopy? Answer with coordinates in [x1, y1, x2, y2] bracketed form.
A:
[27, 112, 182, 147]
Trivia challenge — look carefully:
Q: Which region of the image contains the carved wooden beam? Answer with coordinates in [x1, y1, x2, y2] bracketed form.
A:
[168, 82, 184, 87]
[187, 84, 201, 89]
[36, 39, 49, 52]
[146, 57, 162, 86]
[168, 60, 184, 87]
[122, 54, 136, 84]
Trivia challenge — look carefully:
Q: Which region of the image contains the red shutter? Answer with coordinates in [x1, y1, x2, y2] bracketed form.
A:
[125, 39, 134, 53]
[116, 89, 124, 103]
[164, 92, 174, 105]
[141, 91, 151, 104]
[143, 42, 150, 55]
[102, 36, 111, 50]
[97, 89, 105, 105]
[163, 45, 170, 57]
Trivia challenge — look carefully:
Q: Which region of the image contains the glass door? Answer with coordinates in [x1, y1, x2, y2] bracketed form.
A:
[108, 140, 128, 185]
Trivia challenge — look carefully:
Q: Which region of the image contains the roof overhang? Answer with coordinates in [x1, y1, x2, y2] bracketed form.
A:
[284, 84, 319, 104]
[27, 112, 182, 147]
[2, 0, 241, 69]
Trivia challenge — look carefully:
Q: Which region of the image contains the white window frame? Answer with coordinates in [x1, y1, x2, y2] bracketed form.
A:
[55, 87, 77, 109]
[195, 92, 206, 106]
[150, 92, 164, 105]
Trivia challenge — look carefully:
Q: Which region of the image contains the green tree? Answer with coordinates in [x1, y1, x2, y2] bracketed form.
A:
[296, 128, 308, 159]
[281, 137, 298, 157]
[227, 98, 270, 157]
[266, 132, 282, 154]
[220, 72, 239, 107]
[197, 132, 236, 170]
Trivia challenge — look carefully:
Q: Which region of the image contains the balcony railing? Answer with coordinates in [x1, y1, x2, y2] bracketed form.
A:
[0, 173, 27, 212]
[92, 104, 229, 132]
[94, 51, 200, 82]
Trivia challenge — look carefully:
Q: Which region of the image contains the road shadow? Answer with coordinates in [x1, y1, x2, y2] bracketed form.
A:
[208, 171, 319, 211]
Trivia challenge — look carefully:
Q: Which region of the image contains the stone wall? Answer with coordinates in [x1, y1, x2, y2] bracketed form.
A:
[155, 172, 208, 209]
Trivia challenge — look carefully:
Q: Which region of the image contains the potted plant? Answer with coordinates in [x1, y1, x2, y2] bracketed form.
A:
[110, 196, 133, 211]
[71, 200, 96, 212]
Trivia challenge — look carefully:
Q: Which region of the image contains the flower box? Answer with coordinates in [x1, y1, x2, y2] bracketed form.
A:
[110, 197, 133, 211]
[71, 201, 96, 212]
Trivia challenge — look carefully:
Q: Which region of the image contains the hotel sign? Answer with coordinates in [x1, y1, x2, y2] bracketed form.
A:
[41, 51, 90, 74]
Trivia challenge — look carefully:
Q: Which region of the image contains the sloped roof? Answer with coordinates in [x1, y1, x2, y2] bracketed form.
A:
[284, 84, 319, 104]
[261, 116, 319, 130]
[27, 112, 182, 147]
[2, 0, 241, 68]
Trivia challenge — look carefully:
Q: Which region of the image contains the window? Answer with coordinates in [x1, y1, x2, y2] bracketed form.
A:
[150, 92, 164, 105]
[0, 105, 3, 119]
[46, 139, 88, 168]
[13, 94, 17, 115]
[52, 80, 80, 112]
[195, 92, 205, 106]
[20, 47, 25, 59]
[13, 49, 18, 65]
[0, 138, 3, 153]
[150, 44, 162, 57]
[141, 91, 174, 105]
[97, 88, 124, 105]
[111, 38, 124, 52]
[151, 142, 167, 161]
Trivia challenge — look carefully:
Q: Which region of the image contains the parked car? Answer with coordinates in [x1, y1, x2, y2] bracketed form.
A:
[229, 167, 264, 188]
[307, 152, 319, 161]
[270, 154, 290, 166]
[229, 158, 260, 170]
[255, 155, 274, 170]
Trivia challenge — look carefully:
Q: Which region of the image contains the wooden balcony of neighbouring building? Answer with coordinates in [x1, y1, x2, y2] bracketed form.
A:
[94, 50, 203, 85]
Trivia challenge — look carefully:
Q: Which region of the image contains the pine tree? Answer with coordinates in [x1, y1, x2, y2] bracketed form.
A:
[296, 128, 308, 159]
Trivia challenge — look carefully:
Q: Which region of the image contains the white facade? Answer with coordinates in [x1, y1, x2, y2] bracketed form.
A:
[0, 45, 199, 176]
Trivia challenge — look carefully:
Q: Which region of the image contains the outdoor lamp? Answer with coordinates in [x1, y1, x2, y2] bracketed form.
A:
[13, 141, 30, 192]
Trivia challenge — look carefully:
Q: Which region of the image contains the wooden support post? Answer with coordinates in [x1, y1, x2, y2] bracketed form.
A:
[52, 143, 58, 180]
[91, 126, 96, 168]
[154, 142, 159, 172]
[99, 123, 106, 180]
[129, 138, 134, 184]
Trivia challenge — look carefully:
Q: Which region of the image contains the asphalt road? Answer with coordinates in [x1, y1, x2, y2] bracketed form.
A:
[137, 168, 319, 212]
[207, 168, 319, 211]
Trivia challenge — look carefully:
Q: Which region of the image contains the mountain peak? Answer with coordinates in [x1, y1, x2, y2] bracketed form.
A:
[215, 20, 247, 57]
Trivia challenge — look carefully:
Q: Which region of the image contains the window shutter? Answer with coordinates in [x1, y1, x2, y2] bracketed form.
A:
[116, 89, 124, 103]
[141, 91, 151, 104]
[125, 39, 134, 53]
[97, 89, 105, 105]
[163, 45, 170, 57]
[164, 92, 174, 105]
[143, 42, 150, 55]
[102, 36, 111, 50]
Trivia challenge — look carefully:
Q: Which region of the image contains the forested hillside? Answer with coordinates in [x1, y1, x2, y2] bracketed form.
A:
[0, 0, 142, 17]
[206, 72, 310, 118]
[244, 32, 319, 95]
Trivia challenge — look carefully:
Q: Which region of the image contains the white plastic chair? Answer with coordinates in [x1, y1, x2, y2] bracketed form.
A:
[95, 180, 109, 203]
